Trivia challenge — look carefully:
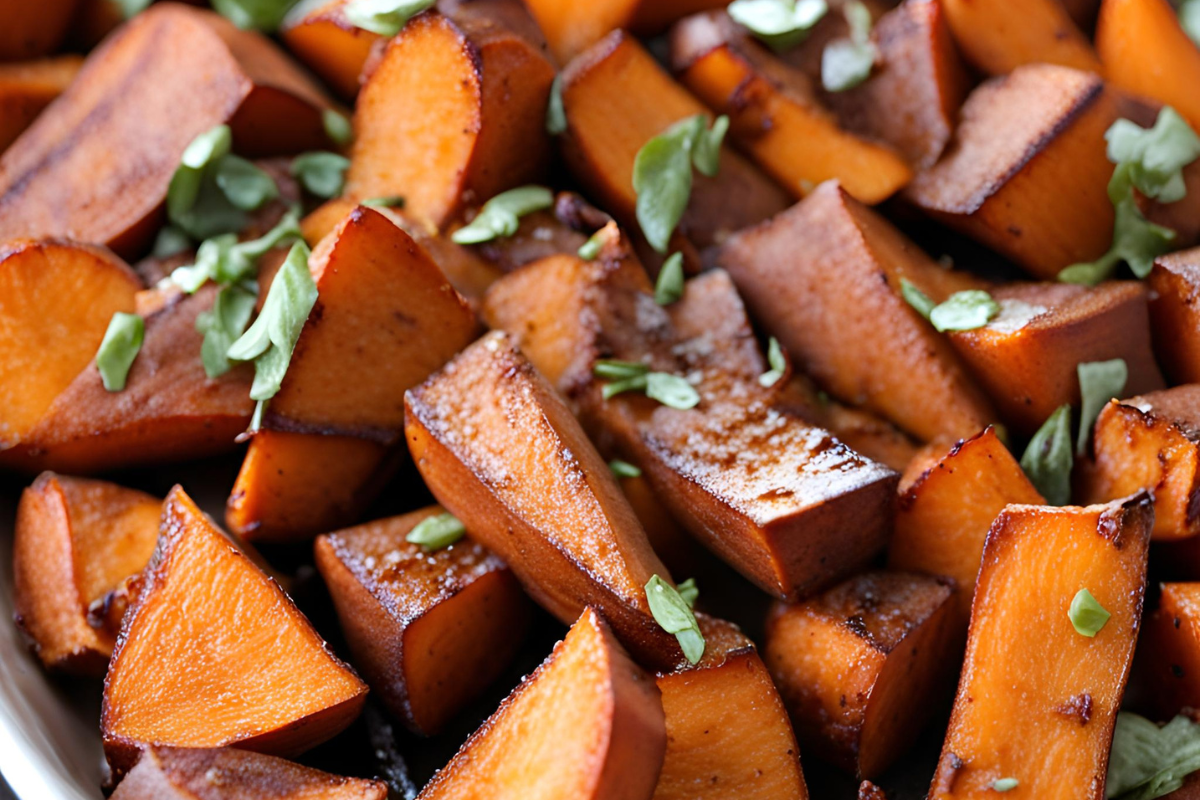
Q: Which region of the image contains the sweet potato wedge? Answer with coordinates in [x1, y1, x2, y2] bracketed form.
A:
[0, 239, 140, 452]
[314, 506, 532, 735]
[1136, 583, 1200, 720]
[345, 9, 555, 229]
[616, 471, 706, 579]
[13, 473, 160, 675]
[765, 572, 958, 779]
[671, 14, 911, 203]
[653, 615, 809, 800]
[1082, 387, 1200, 541]
[523, 0, 726, 62]
[418, 608, 666, 800]
[111, 746, 388, 800]
[947, 282, 1165, 436]
[929, 495, 1153, 799]
[559, 30, 789, 258]
[715, 181, 996, 443]
[1149, 249, 1200, 384]
[905, 65, 1124, 280]
[1096, 0, 1200, 134]
[0, 4, 334, 258]
[483, 254, 899, 600]
[889, 427, 1045, 630]
[0, 56, 83, 153]
[939, 0, 1101, 76]
[0, 0, 78, 61]
[102, 486, 368, 778]
[405, 331, 684, 668]
[281, 0, 379, 100]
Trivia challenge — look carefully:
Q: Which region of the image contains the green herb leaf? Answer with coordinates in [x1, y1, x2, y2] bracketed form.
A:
[993, 778, 1019, 793]
[608, 459, 642, 478]
[1183, 0, 1200, 48]
[1020, 404, 1074, 506]
[152, 226, 192, 259]
[197, 282, 258, 378]
[760, 336, 786, 387]
[362, 195, 406, 208]
[182, 125, 233, 170]
[450, 186, 555, 245]
[676, 577, 699, 609]
[929, 290, 1001, 332]
[1077, 359, 1128, 456]
[291, 151, 351, 199]
[645, 575, 705, 665]
[115, 0, 153, 18]
[406, 512, 467, 550]
[727, 0, 828, 51]
[578, 230, 606, 261]
[168, 208, 302, 295]
[1107, 713, 1200, 800]
[900, 278, 936, 320]
[167, 126, 282, 241]
[821, 0, 876, 92]
[655, 252, 685, 305]
[323, 108, 354, 147]
[343, 0, 435, 36]
[96, 312, 144, 392]
[212, 0, 301, 31]
[546, 73, 567, 135]
[1106, 107, 1200, 203]
[646, 372, 701, 409]
[594, 360, 699, 409]
[215, 155, 279, 211]
[633, 115, 728, 253]
[170, 234, 237, 294]
[1068, 588, 1111, 638]
[692, 115, 729, 178]
[593, 360, 650, 381]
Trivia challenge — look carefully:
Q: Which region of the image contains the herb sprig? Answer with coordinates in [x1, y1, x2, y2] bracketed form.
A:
[633, 115, 729, 253]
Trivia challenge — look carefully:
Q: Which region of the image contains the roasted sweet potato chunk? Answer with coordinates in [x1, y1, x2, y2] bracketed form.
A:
[1136, 583, 1200, 720]
[0, 239, 140, 452]
[102, 487, 367, 778]
[418, 608, 666, 800]
[483, 253, 898, 600]
[111, 746, 387, 800]
[13, 473, 160, 675]
[405, 331, 684, 667]
[1083, 387, 1200, 541]
[523, 0, 726, 62]
[670, 14, 912, 204]
[929, 496, 1153, 799]
[345, 9, 555, 229]
[1096, 0, 1200, 134]
[715, 181, 996, 443]
[559, 30, 788, 257]
[765, 572, 958, 779]
[889, 428, 1045, 630]
[939, 0, 1100, 76]
[0, 56, 83, 153]
[1149, 250, 1200, 385]
[947, 282, 1165, 436]
[0, 0, 78, 61]
[0, 4, 334, 257]
[281, 0, 379, 100]
[653, 615, 809, 800]
[314, 506, 532, 735]
[905, 65, 1122, 280]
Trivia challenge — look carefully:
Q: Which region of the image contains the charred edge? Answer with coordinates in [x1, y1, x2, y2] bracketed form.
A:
[260, 410, 402, 446]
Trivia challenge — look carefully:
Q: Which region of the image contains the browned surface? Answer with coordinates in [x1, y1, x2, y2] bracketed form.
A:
[940, 0, 1100, 75]
[1150, 250, 1200, 385]
[0, 0, 78, 60]
[0, 56, 83, 153]
[523, 0, 727, 63]
[1136, 583, 1200, 721]
[314, 507, 532, 735]
[281, 0, 379, 100]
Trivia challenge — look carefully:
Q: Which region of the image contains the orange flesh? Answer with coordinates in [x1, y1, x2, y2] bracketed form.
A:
[281, 0, 379, 100]
[102, 487, 367, 777]
[523, 0, 726, 62]
[418, 608, 667, 800]
[0, 55, 84, 152]
[1137, 583, 1200, 720]
[1150, 250, 1200, 385]
[939, 0, 1101, 75]
[930, 497, 1152, 799]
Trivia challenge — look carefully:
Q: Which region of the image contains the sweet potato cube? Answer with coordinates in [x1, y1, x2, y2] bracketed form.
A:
[345, 10, 555, 229]
[765, 572, 958, 779]
[939, 0, 1100, 76]
[889, 427, 1045, 630]
[0, 0, 78, 60]
[1136, 583, 1200, 720]
[1097, 0, 1200, 134]
[929, 496, 1153, 799]
[947, 282, 1165, 436]
[0, 4, 334, 257]
[111, 746, 387, 800]
[559, 31, 788, 256]
[715, 181, 996, 443]
[405, 332, 684, 667]
[653, 615, 809, 800]
[905, 65, 1122, 280]
[314, 506, 532, 735]
[0, 56, 83, 153]
[1083, 387, 1200, 541]
[523, 0, 726, 62]
[102, 487, 367, 778]
[419, 608, 666, 800]
[1149, 250, 1200, 384]
[0, 239, 140, 451]
[670, 15, 912, 204]
[13, 473, 160, 675]
[281, 0, 379, 100]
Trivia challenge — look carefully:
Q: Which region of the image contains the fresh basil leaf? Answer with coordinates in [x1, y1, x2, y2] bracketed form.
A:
[609, 459, 642, 479]
[212, 0, 300, 31]
[546, 73, 567, 135]
[602, 375, 649, 399]
[343, 0, 435, 36]
[645, 574, 705, 665]
[760, 336, 786, 387]
[900, 278, 936, 320]
[323, 108, 354, 147]
[929, 290, 1001, 332]
[1106, 107, 1200, 203]
[1077, 359, 1128, 456]
[728, 0, 828, 51]
[1068, 588, 1110, 638]
[676, 577, 699, 609]
[593, 360, 650, 381]
[1183, 0, 1200, 48]
[993, 779, 1019, 793]
[96, 312, 144, 392]
[646, 372, 701, 409]
[406, 512, 466, 550]
[228, 206, 303, 273]
[655, 252, 685, 305]
[170, 234, 237, 294]
[197, 282, 258, 378]
[634, 116, 703, 253]
[578, 230, 605, 261]
[1020, 404, 1073, 506]
[215, 155, 279, 211]
[291, 151, 351, 199]
[451, 186, 554, 244]
[1107, 713, 1200, 800]
[822, 1, 876, 92]
[182, 125, 232, 169]
[152, 226, 192, 259]
[362, 195, 406, 208]
[692, 115, 729, 178]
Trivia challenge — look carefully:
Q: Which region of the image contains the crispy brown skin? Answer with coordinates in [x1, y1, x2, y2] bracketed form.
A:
[0, 0, 78, 60]
[0, 56, 83, 153]
[1150, 250, 1200, 385]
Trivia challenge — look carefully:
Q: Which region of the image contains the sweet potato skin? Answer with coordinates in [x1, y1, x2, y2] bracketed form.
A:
[1150, 251, 1200, 385]
[1137, 583, 1200, 720]
[940, 0, 1101, 75]
[930, 496, 1153, 799]
[0, 56, 83, 153]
